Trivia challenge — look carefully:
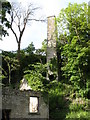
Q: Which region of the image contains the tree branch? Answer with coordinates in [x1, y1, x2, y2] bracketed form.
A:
[28, 18, 46, 22]
[74, 26, 81, 41]
[10, 10, 19, 43]
[10, 26, 19, 43]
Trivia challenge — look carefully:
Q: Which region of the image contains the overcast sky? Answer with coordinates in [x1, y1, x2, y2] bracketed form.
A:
[0, 0, 89, 51]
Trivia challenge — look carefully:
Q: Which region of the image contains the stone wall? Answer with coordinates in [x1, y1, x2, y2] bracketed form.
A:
[2, 87, 49, 119]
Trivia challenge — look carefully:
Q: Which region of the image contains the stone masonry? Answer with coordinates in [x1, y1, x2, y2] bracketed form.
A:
[2, 87, 49, 120]
[47, 16, 56, 62]
[47, 16, 57, 80]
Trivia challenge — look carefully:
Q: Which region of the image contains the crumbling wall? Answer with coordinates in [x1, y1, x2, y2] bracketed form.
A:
[2, 87, 49, 119]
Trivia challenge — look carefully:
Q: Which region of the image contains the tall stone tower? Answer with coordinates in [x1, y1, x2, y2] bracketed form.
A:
[47, 16, 56, 62]
[47, 16, 57, 80]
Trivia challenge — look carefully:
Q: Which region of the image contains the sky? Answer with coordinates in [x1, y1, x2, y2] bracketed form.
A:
[0, 0, 89, 51]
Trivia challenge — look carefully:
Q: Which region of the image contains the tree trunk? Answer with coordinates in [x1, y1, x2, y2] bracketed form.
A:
[57, 47, 62, 82]
[8, 64, 11, 84]
[17, 42, 21, 61]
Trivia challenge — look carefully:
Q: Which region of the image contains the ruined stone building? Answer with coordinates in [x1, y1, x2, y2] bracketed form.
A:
[1, 16, 57, 120]
[2, 87, 49, 120]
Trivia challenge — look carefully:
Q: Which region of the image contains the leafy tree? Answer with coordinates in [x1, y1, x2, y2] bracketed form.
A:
[41, 39, 47, 55]
[2, 55, 20, 84]
[1, 48, 46, 85]
[23, 42, 35, 55]
[35, 39, 47, 56]
[57, 2, 90, 97]
[0, 0, 11, 38]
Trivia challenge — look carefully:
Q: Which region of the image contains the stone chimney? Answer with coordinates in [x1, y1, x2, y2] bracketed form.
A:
[47, 16, 57, 80]
[47, 16, 56, 62]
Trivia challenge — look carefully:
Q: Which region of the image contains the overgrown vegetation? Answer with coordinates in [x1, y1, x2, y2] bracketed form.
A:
[1, 1, 90, 120]
[1, 42, 46, 85]
[23, 63, 90, 119]
[57, 2, 90, 99]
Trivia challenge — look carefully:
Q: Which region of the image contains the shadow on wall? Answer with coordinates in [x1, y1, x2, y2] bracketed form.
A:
[2, 109, 11, 120]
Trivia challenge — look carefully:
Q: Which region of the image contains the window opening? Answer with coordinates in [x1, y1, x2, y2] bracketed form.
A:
[29, 97, 39, 113]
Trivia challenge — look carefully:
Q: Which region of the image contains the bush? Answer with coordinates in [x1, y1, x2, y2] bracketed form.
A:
[66, 111, 90, 119]
[24, 63, 48, 91]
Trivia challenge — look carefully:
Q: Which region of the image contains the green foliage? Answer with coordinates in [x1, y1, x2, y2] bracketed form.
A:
[49, 83, 66, 109]
[69, 103, 85, 112]
[41, 39, 47, 55]
[24, 70, 44, 91]
[1, 2, 90, 120]
[24, 63, 48, 91]
[48, 81, 69, 119]
[66, 111, 90, 119]
[48, 80, 90, 120]
[23, 42, 35, 55]
[23, 59, 89, 119]
[57, 2, 90, 98]
[66, 98, 90, 119]
[35, 39, 47, 56]
[0, 1, 11, 37]
[0, 65, 7, 79]
[2, 55, 20, 84]
[2, 47, 46, 85]
[49, 57, 57, 72]
[47, 57, 58, 81]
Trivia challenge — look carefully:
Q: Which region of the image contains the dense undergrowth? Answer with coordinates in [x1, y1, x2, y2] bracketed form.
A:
[23, 62, 90, 120]
[24, 65, 90, 120]
[48, 81, 90, 120]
